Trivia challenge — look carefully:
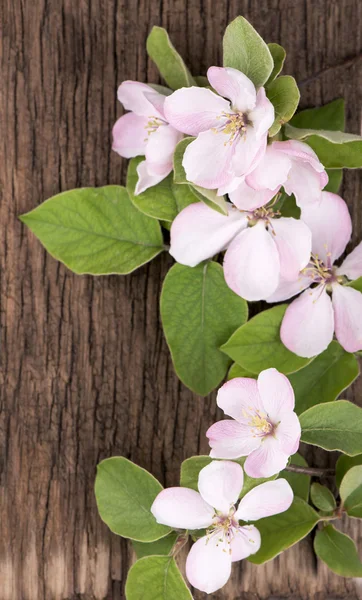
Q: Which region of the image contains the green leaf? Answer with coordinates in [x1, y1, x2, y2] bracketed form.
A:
[348, 277, 362, 292]
[125, 556, 193, 600]
[290, 99, 345, 132]
[146, 27, 195, 90]
[221, 304, 312, 375]
[95, 457, 171, 542]
[280, 453, 310, 502]
[248, 497, 319, 564]
[325, 169, 343, 193]
[132, 533, 178, 559]
[173, 138, 195, 184]
[266, 43, 286, 84]
[300, 400, 362, 456]
[336, 454, 362, 488]
[20, 186, 164, 275]
[267, 76, 300, 136]
[289, 341, 359, 415]
[314, 525, 362, 577]
[227, 363, 256, 380]
[194, 75, 209, 87]
[161, 262, 248, 395]
[284, 124, 362, 168]
[223, 17, 273, 88]
[340, 465, 362, 518]
[310, 483, 336, 512]
[276, 193, 300, 219]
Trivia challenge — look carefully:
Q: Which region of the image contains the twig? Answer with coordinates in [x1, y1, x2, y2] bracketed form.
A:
[285, 464, 335, 477]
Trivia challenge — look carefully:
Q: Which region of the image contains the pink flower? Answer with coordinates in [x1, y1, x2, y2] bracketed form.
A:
[169, 201, 312, 301]
[112, 81, 183, 194]
[151, 460, 293, 594]
[207, 369, 301, 478]
[230, 140, 328, 211]
[273, 191, 362, 357]
[163, 67, 274, 192]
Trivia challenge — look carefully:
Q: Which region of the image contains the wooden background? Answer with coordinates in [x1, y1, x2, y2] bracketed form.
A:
[1, 0, 362, 598]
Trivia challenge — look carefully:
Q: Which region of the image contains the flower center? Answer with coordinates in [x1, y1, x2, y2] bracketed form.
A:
[206, 509, 258, 555]
[212, 111, 249, 145]
[242, 407, 275, 437]
[144, 116, 164, 138]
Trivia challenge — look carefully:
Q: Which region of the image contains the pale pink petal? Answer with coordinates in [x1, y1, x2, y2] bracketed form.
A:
[117, 81, 165, 119]
[164, 87, 230, 135]
[244, 437, 290, 478]
[266, 275, 312, 303]
[224, 221, 280, 301]
[235, 479, 293, 521]
[198, 460, 244, 513]
[284, 162, 324, 207]
[257, 368, 295, 421]
[183, 130, 237, 188]
[274, 140, 326, 174]
[230, 526, 261, 561]
[232, 129, 267, 178]
[229, 179, 279, 211]
[135, 160, 168, 195]
[112, 113, 148, 158]
[207, 420, 261, 459]
[151, 488, 214, 530]
[145, 124, 183, 175]
[169, 202, 247, 267]
[276, 412, 301, 455]
[246, 144, 292, 191]
[207, 66, 256, 112]
[337, 241, 362, 280]
[332, 284, 362, 352]
[281, 285, 334, 358]
[301, 192, 352, 264]
[216, 378, 263, 422]
[271, 217, 312, 281]
[186, 535, 232, 594]
[249, 88, 275, 138]
[143, 91, 167, 119]
[217, 175, 246, 196]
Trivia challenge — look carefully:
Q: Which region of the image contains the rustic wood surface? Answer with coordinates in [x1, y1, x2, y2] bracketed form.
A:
[1, 0, 362, 598]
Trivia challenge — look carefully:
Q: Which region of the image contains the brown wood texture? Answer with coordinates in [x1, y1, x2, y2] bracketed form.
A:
[1, 0, 362, 598]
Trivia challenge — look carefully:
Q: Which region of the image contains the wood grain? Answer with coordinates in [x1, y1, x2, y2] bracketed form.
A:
[1, 0, 362, 598]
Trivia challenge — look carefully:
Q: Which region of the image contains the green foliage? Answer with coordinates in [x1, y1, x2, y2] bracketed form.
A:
[95, 457, 171, 542]
[290, 99, 345, 131]
[310, 483, 336, 512]
[227, 363, 256, 380]
[336, 453, 362, 488]
[146, 27, 195, 89]
[125, 556, 193, 600]
[325, 169, 343, 193]
[161, 262, 248, 395]
[20, 186, 164, 275]
[348, 277, 362, 292]
[300, 400, 362, 455]
[223, 17, 273, 87]
[289, 341, 359, 415]
[221, 304, 312, 375]
[340, 466, 362, 518]
[132, 533, 178, 559]
[314, 525, 362, 577]
[266, 43, 286, 83]
[280, 454, 310, 502]
[267, 76, 300, 136]
[248, 498, 319, 564]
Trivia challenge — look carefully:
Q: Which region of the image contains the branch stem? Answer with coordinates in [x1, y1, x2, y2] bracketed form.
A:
[285, 464, 335, 477]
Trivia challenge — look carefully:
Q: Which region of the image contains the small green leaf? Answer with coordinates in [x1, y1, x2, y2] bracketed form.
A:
[310, 483, 336, 512]
[267, 43, 286, 84]
[248, 498, 319, 564]
[227, 363, 256, 380]
[336, 453, 362, 488]
[194, 75, 209, 87]
[348, 277, 362, 292]
[267, 76, 300, 136]
[20, 186, 164, 275]
[95, 457, 171, 542]
[125, 556, 193, 600]
[277, 193, 300, 219]
[280, 453, 310, 502]
[221, 304, 312, 375]
[325, 169, 343, 193]
[300, 400, 362, 456]
[340, 466, 362, 518]
[173, 138, 195, 184]
[314, 525, 362, 577]
[290, 99, 345, 132]
[132, 533, 178, 559]
[289, 341, 359, 415]
[223, 17, 273, 87]
[146, 27, 195, 90]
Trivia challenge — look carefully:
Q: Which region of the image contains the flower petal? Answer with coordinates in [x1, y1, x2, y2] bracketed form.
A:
[332, 284, 362, 352]
[216, 377, 263, 422]
[231, 129, 267, 178]
[198, 460, 244, 512]
[207, 420, 261, 459]
[183, 130, 237, 188]
[257, 368, 295, 421]
[145, 124, 183, 175]
[265, 274, 312, 303]
[235, 479, 294, 521]
[112, 113, 148, 158]
[135, 160, 169, 195]
[276, 411, 301, 455]
[271, 217, 312, 281]
[249, 88, 275, 138]
[337, 241, 362, 280]
[164, 87, 230, 135]
[169, 202, 247, 267]
[117, 81, 165, 119]
[301, 191, 352, 264]
[281, 285, 334, 358]
[230, 525, 261, 561]
[151, 487, 214, 530]
[186, 535, 232, 594]
[244, 437, 290, 478]
[246, 144, 292, 191]
[207, 66, 256, 112]
[223, 221, 280, 301]
[229, 179, 279, 211]
[284, 162, 324, 207]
